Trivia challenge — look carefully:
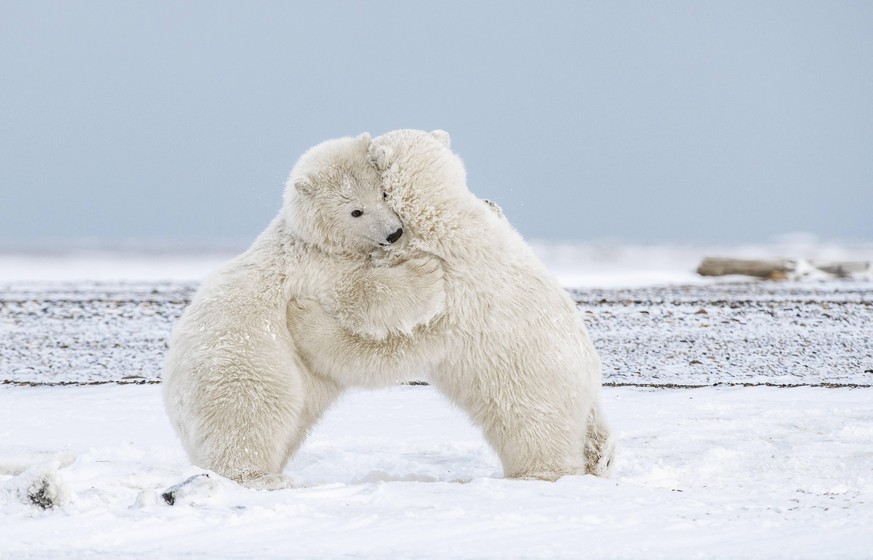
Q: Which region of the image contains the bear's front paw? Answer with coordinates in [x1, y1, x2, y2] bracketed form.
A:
[404, 256, 445, 287]
[337, 313, 393, 341]
[408, 257, 446, 314]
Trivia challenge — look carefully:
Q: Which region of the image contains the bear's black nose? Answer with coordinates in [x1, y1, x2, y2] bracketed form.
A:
[386, 228, 403, 244]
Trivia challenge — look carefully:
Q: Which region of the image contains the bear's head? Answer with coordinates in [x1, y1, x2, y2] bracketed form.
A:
[368, 129, 495, 253]
[283, 133, 405, 256]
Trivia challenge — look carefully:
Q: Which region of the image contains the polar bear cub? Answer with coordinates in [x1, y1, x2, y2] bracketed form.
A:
[162, 133, 444, 489]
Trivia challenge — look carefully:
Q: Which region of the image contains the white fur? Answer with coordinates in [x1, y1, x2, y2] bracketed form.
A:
[289, 129, 614, 480]
[162, 133, 445, 489]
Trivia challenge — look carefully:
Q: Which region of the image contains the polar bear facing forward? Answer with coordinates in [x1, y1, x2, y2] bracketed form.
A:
[290, 129, 614, 480]
[162, 133, 445, 489]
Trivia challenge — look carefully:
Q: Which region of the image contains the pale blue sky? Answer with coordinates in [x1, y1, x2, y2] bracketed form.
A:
[1, 0, 871, 247]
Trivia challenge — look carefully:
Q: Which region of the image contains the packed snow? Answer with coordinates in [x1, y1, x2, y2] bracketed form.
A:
[1, 384, 872, 559]
[1, 240, 872, 558]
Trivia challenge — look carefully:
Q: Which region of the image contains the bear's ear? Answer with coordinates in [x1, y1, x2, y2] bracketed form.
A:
[294, 176, 314, 196]
[368, 143, 394, 171]
[429, 129, 451, 148]
[356, 132, 372, 143]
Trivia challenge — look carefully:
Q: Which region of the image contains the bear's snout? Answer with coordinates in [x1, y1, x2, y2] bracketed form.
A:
[385, 228, 403, 245]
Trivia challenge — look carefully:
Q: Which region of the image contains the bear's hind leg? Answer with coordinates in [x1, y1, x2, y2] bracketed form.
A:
[584, 401, 615, 477]
[192, 362, 304, 490]
[430, 369, 588, 482]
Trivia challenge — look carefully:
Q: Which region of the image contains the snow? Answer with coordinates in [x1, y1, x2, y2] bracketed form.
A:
[1, 239, 872, 558]
[0, 248, 234, 283]
[530, 238, 873, 288]
[2, 237, 872, 286]
[1, 384, 872, 559]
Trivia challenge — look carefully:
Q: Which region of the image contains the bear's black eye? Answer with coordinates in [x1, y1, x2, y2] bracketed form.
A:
[383, 191, 388, 200]
[351, 209, 363, 218]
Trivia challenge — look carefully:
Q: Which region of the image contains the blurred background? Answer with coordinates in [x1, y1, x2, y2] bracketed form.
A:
[1, 1, 871, 282]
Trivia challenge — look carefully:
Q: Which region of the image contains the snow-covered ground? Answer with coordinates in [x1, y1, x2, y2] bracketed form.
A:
[1, 240, 871, 558]
[1, 384, 871, 559]
[2, 281, 871, 387]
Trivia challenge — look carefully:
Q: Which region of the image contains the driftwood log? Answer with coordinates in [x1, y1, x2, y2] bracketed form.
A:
[697, 257, 870, 280]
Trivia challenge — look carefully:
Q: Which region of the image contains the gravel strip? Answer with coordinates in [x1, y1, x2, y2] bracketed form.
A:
[2, 281, 871, 387]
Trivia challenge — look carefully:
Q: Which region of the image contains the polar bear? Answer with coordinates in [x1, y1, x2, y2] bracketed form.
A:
[162, 133, 445, 489]
[289, 129, 614, 480]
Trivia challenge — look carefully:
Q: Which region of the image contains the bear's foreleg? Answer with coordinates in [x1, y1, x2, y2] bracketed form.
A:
[187, 358, 306, 491]
[328, 256, 445, 340]
[288, 298, 443, 387]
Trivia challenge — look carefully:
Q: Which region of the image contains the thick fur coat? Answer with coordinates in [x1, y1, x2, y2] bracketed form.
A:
[162, 133, 444, 489]
[290, 130, 614, 480]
